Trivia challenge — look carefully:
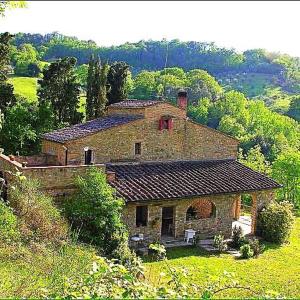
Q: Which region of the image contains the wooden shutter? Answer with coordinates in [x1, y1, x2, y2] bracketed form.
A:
[159, 118, 164, 130]
[168, 118, 173, 131]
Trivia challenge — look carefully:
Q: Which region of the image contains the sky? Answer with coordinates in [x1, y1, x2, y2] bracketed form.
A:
[1, 1, 299, 57]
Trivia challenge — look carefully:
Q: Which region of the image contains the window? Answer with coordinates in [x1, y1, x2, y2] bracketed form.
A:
[136, 206, 148, 227]
[134, 142, 141, 155]
[159, 117, 173, 131]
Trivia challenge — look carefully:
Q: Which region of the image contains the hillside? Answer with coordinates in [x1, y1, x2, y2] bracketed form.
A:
[9, 32, 300, 106]
[8, 76, 38, 102]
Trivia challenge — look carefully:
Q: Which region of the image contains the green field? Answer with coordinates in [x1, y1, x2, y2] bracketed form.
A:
[8, 76, 38, 102]
[145, 217, 300, 298]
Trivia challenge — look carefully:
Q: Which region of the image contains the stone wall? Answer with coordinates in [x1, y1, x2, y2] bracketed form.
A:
[42, 140, 67, 165]
[123, 193, 239, 243]
[42, 102, 239, 165]
[22, 164, 105, 195]
[250, 190, 275, 234]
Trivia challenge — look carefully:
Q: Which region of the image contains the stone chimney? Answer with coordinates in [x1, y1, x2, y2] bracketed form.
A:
[177, 89, 188, 110]
[106, 171, 116, 182]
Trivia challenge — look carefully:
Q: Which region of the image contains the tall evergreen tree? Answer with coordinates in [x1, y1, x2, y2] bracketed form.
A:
[107, 61, 130, 105]
[86, 55, 95, 120]
[38, 57, 82, 127]
[0, 32, 16, 113]
[85, 56, 109, 120]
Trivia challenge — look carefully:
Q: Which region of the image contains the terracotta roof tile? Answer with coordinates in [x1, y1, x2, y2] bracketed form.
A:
[109, 100, 163, 108]
[106, 160, 281, 202]
[42, 114, 143, 143]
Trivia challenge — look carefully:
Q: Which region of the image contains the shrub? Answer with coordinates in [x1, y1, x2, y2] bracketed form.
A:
[9, 174, 68, 246]
[0, 200, 20, 244]
[231, 225, 245, 249]
[240, 244, 253, 259]
[64, 168, 134, 263]
[148, 243, 166, 260]
[213, 234, 228, 253]
[249, 238, 265, 258]
[257, 201, 295, 244]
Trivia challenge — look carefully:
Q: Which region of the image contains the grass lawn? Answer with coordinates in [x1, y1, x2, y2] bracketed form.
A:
[145, 217, 300, 298]
[0, 243, 97, 298]
[8, 76, 38, 102]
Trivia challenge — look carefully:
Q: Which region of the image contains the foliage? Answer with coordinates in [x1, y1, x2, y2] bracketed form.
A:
[287, 96, 300, 122]
[9, 174, 68, 246]
[0, 97, 39, 155]
[86, 56, 109, 119]
[257, 201, 295, 244]
[272, 150, 300, 208]
[46, 256, 262, 299]
[38, 56, 83, 127]
[249, 238, 265, 258]
[0, 200, 20, 244]
[148, 243, 166, 260]
[63, 168, 132, 262]
[0, 1, 26, 17]
[0, 32, 16, 113]
[238, 145, 271, 176]
[230, 225, 245, 249]
[239, 244, 253, 259]
[107, 61, 130, 105]
[213, 234, 227, 253]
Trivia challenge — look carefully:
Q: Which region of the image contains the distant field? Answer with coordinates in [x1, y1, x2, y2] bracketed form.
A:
[8, 76, 38, 102]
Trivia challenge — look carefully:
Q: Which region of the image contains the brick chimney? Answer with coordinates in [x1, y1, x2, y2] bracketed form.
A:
[106, 171, 116, 182]
[177, 89, 188, 110]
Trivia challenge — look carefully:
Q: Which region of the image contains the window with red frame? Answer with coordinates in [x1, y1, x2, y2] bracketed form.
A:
[159, 117, 173, 131]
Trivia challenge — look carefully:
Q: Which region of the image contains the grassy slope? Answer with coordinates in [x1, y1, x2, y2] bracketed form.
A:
[145, 217, 300, 298]
[0, 243, 96, 298]
[8, 76, 38, 102]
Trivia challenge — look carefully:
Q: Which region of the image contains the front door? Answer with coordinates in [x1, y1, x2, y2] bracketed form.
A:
[161, 206, 174, 237]
[84, 150, 93, 165]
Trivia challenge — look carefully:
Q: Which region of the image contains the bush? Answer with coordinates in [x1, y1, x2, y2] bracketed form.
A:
[231, 225, 245, 249]
[240, 244, 253, 259]
[64, 168, 134, 263]
[0, 200, 20, 244]
[213, 234, 228, 253]
[257, 201, 295, 244]
[148, 243, 166, 260]
[9, 174, 68, 246]
[249, 238, 265, 258]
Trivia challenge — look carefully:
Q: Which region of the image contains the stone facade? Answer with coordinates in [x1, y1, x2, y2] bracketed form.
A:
[123, 194, 240, 243]
[41, 102, 239, 165]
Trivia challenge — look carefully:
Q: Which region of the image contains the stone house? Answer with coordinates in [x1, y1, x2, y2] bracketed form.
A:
[0, 91, 281, 243]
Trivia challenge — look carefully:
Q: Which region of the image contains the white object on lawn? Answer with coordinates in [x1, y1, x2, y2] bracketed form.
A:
[184, 229, 196, 244]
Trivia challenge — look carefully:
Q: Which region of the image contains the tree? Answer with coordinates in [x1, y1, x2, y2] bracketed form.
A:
[64, 168, 131, 261]
[131, 71, 158, 100]
[186, 69, 223, 102]
[272, 151, 300, 208]
[238, 145, 271, 176]
[86, 56, 109, 120]
[0, 32, 16, 113]
[0, 97, 39, 155]
[0, 1, 26, 17]
[287, 96, 300, 122]
[107, 61, 130, 105]
[38, 57, 82, 127]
